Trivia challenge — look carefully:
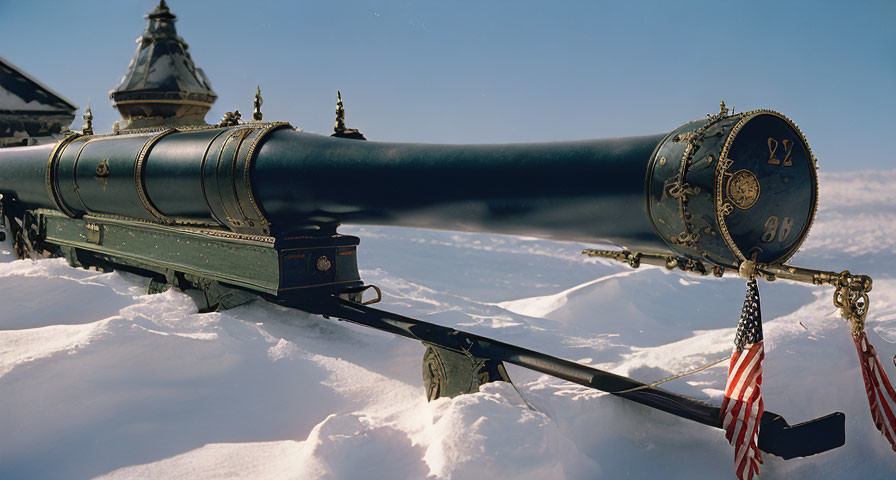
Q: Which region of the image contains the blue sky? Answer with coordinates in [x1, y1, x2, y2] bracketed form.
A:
[1, 0, 893, 171]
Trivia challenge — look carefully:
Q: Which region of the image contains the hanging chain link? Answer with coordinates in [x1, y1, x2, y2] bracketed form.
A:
[832, 271, 873, 338]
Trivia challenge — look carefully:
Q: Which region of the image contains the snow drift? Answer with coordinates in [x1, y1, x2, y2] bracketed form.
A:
[1, 170, 895, 478]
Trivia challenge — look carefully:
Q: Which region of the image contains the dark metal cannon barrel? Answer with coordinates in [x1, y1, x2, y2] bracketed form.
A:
[0, 109, 818, 267]
[255, 128, 666, 250]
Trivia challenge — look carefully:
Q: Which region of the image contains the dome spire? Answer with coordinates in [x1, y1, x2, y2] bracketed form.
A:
[148, 0, 175, 20]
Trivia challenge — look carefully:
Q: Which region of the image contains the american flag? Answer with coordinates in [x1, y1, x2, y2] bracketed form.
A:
[854, 330, 896, 451]
[720, 278, 764, 480]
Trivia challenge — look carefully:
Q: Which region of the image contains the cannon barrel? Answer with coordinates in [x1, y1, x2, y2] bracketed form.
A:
[0, 109, 817, 267]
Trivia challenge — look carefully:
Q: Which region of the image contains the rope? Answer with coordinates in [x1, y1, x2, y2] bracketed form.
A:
[614, 354, 732, 394]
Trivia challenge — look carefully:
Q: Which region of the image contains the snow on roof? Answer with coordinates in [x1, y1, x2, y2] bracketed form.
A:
[0, 55, 78, 112]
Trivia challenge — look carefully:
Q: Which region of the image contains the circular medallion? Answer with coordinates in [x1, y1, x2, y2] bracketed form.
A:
[726, 169, 760, 209]
[316, 255, 332, 272]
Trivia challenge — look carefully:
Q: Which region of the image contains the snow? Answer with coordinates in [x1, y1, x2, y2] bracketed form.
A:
[1, 170, 896, 479]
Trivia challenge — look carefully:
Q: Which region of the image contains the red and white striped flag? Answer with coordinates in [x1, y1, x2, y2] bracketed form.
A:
[721, 278, 764, 480]
[854, 330, 896, 451]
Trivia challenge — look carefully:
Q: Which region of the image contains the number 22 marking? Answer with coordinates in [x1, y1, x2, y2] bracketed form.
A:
[767, 138, 793, 166]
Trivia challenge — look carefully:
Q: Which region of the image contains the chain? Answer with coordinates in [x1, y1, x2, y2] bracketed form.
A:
[832, 271, 873, 338]
[582, 248, 710, 276]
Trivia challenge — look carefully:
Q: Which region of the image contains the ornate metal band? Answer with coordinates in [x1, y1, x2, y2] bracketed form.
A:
[134, 128, 178, 223]
[45, 132, 84, 218]
[240, 122, 291, 234]
[197, 128, 235, 226]
[198, 122, 291, 235]
[645, 116, 719, 260]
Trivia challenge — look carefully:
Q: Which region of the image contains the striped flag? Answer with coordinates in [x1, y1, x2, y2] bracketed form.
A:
[854, 330, 896, 451]
[721, 278, 764, 480]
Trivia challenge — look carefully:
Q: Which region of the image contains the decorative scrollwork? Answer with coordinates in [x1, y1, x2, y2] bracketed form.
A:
[667, 181, 701, 200]
[670, 231, 701, 247]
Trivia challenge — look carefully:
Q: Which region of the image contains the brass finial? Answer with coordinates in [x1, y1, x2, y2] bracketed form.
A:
[331, 91, 366, 140]
[719, 100, 729, 117]
[82, 101, 93, 135]
[334, 90, 346, 135]
[148, 0, 175, 20]
[253, 85, 263, 122]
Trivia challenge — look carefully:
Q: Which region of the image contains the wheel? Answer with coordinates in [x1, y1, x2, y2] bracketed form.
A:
[422, 344, 511, 401]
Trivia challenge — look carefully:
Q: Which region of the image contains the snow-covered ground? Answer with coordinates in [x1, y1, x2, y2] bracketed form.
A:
[1, 170, 895, 479]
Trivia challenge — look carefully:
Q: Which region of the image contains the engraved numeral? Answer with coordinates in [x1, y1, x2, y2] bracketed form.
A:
[767, 138, 779, 165]
[781, 139, 793, 166]
[761, 216, 779, 242]
[761, 215, 795, 243]
[778, 216, 794, 242]
[768, 138, 794, 166]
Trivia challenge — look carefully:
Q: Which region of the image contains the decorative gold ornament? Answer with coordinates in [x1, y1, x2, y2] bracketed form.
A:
[726, 169, 760, 209]
[253, 85, 263, 122]
[81, 102, 93, 135]
[95, 158, 110, 178]
[95, 158, 110, 190]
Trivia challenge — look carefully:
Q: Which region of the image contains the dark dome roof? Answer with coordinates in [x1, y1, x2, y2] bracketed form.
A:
[110, 1, 217, 128]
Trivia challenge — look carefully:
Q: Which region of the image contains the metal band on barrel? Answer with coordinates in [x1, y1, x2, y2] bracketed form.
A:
[198, 127, 235, 226]
[134, 128, 178, 222]
[220, 128, 253, 228]
[45, 133, 83, 218]
[242, 122, 291, 233]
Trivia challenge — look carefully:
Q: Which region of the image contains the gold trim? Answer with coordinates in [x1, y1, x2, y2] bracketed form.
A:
[643, 117, 707, 251]
[71, 138, 95, 212]
[38, 209, 273, 244]
[670, 118, 717, 249]
[113, 99, 214, 107]
[242, 122, 291, 230]
[229, 128, 253, 222]
[214, 128, 253, 227]
[714, 110, 818, 263]
[45, 133, 83, 218]
[198, 128, 235, 226]
[134, 128, 178, 222]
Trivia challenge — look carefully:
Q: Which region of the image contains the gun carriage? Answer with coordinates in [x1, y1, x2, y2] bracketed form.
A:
[2, 1, 893, 472]
[0, 103, 847, 458]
